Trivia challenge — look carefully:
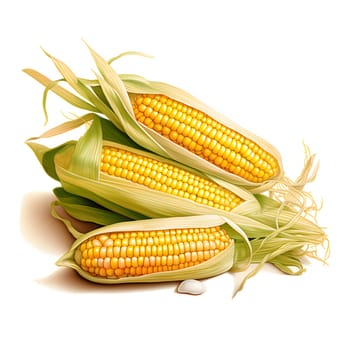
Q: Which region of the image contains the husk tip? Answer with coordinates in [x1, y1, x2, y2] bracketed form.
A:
[40, 46, 53, 59]
[55, 256, 67, 267]
[56, 250, 76, 268]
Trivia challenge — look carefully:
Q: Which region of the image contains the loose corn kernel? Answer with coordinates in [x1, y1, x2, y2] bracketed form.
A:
[100, 146, 243, 211]
[77, 227, 231, 278]
[132, 94, 279, 183]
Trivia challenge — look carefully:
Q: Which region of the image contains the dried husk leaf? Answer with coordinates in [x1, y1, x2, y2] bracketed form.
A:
[56, 215, 236, 283]
[23, 61, 123, 130]
[22, 69, 99, 115]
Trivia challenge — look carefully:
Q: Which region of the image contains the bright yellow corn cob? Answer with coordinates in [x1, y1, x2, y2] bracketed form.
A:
[100, 145, 243, 211]
[57, 215, 238, 284]
[76, 226, 231, 278]
[131, 94, 279, 183]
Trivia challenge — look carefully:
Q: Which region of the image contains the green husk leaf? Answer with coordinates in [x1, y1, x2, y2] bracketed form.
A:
[269, 253, 306, 275]
[50, 200, 93, 239]
[68, 116, 102, 180]
[60, 177, 148, 221]
[53, 187, 131, 227]
[99, 117, 143, 149]
[25, 141, 75, 180]
[56, 215, 235, 283]
[91, 84, 111, 107]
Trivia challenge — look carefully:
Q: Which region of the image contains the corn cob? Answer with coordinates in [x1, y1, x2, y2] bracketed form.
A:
[77, 226, 231, 278]
[26, 117, 259, 231]
[57, 215, 236, 284]
[131, 94, 279, 183]
[100, 145, 243, 212]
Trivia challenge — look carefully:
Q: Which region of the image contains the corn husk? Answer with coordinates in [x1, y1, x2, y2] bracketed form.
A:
[51, 187, 133, 232]
[23, 44, 285, 192]
[56, 214, 237, 284]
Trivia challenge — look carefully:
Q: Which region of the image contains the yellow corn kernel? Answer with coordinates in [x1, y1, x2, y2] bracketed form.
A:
[77, 227, 231, 278]
[132, 94, 279, 183]
[100, 146, 243, 211]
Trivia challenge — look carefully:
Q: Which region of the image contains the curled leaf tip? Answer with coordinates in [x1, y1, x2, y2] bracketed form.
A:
[108, 51, 154, 65]
[40, 46, 53, 58]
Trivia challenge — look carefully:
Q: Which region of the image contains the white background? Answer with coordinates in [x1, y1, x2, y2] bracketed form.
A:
[2, 0, 349, 349]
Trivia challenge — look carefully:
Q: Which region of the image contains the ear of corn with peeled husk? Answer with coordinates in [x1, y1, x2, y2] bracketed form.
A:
[23, 44, 293, 193]
[26, 115, 328, 283]
[56, 215, 237, 284]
